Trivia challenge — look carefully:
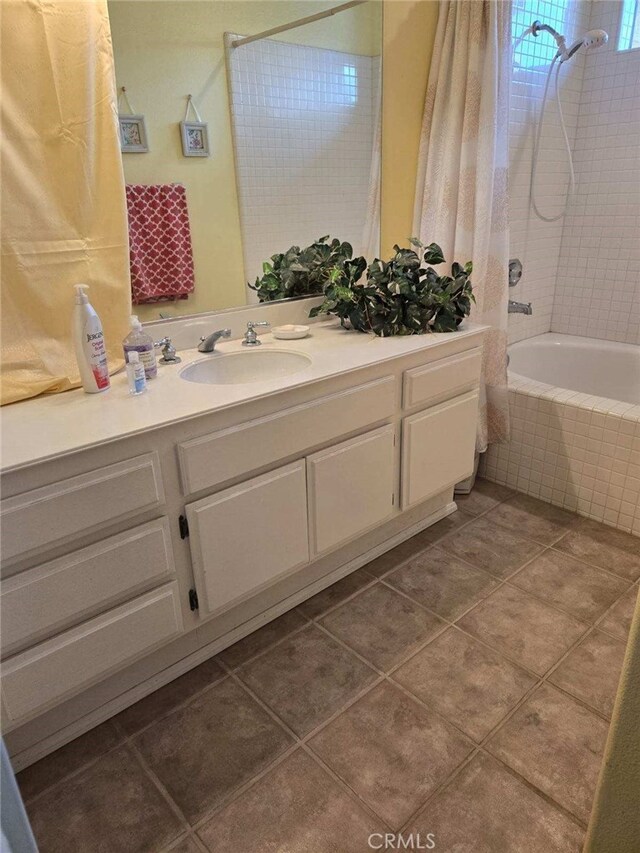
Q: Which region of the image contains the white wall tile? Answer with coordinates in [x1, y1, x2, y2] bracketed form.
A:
[552, 0, 640, 344]
[226, 35, 379, 300]
[509, 0, 590, 344]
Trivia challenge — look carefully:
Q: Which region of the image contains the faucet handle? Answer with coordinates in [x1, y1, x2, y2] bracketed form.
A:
[243, 320, 270, 346]
[153, 336, 181, 364]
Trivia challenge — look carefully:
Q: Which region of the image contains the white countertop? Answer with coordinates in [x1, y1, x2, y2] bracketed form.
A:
[0, 320, 486, 473]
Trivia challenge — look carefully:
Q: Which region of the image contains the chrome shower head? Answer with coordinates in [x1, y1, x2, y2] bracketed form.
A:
[562, 29, 608, 61]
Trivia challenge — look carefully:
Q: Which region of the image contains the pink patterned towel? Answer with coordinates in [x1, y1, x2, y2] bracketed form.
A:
[126, 184, 195, 304]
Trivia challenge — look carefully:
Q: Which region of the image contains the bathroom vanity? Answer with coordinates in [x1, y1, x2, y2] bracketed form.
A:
[0, 318, 485, 767]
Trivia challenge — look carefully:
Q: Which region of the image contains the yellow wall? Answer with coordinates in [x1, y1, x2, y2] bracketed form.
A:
[380, 0, 438, 256]
[108, 0, 381, 320]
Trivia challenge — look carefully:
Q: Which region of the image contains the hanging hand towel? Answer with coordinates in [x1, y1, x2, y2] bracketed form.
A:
[126, 184, 195, 304]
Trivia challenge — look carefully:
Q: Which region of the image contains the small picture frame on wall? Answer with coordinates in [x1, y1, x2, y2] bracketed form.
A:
[180, 121, 210, 157]
[119, 115, 149, 153]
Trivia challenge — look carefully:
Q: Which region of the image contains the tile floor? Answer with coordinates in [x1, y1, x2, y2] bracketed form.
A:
[17, 480, 640, 852]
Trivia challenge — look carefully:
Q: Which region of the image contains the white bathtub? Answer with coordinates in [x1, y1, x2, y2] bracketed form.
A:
[509, 333, 640, 406]
[481, 333, 640, 536]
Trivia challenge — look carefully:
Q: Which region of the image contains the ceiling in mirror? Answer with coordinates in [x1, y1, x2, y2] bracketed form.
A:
[108, 0, 382, 321]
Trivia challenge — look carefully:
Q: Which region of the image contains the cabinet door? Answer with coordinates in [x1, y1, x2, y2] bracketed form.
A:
[185, 461, 309, 616]
[402, 391, 479, 509]
[307, 425, 395, 557]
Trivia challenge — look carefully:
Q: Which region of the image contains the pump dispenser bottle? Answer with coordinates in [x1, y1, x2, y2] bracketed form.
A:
[72, 285, 110, 393]
[123, 315, 157, 380]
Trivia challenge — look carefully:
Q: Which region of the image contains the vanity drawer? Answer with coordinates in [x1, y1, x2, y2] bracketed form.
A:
[403, 349, 481, 410]
[178, 376, 396, 495]
[1, 518, 175, 657]
[1, 582, 183, 726]
[0, 453, 164, 565]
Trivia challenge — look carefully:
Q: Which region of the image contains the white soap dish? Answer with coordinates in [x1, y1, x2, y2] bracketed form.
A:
[272, 324, 310, 340]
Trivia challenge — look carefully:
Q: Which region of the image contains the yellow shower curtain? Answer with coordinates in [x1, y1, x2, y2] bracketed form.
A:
[0, 0, 130, 406]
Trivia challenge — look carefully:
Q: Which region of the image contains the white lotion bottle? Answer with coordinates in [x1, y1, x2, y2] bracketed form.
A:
[72, 284, 110, 393]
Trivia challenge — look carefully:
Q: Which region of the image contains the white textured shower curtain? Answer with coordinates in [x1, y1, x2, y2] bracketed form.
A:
[413, 0, 511, 450]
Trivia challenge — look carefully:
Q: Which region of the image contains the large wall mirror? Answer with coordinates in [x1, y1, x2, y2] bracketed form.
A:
[108, 0, 382, 321]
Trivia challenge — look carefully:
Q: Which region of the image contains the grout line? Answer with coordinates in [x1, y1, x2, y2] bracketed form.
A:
[216, 617, 313, 673]
[187, 663, 389, 834]
[112, 669, 230, 743]
[126, 740, 192, 839]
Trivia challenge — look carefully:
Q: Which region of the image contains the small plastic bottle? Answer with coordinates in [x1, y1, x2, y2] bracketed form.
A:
[126, 351, 147, 395]
[123, 315, 157, 380]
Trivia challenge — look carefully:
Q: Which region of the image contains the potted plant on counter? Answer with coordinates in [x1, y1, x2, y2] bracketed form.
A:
[309, 239, 475, 335]
[249, 235, 356, 302]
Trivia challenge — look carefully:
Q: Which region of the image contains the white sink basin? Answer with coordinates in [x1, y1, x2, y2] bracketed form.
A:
[180, 349, 312, 385]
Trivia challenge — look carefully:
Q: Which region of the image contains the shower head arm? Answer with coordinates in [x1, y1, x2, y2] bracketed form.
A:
[531, 20, 568, 59]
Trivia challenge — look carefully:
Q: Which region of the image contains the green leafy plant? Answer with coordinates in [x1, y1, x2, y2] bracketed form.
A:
[309, 239, 475, 335]
[249, 236, 355, 302]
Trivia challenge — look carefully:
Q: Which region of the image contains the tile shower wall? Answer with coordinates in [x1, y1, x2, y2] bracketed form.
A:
[509, 0, 590, 344]
[226, 36, 380, 296]
[551, 0, 640, 344]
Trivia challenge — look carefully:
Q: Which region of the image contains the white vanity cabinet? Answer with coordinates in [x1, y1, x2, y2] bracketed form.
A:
[0, 323, 486, 767]
[185, 461, 309, 616]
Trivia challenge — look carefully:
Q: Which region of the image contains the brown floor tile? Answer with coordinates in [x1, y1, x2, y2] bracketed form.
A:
[363, 529, 434, 578]
[550, 630, 627, 717]
[164, 836, 202, 853]
[198, 749, 382, 852]
[410, 752, 584, 852]
[320, 583, 445, 671]
[238, 624, 377, 736]
[309, 681, 472, 828]
[510, 550, 630, 623]
[17, 720, 122, 803]
[458, 585, 587, 675]
[486, 683, 610, 823]
[216, 609, 308, 669]
[598, 584, 639, 640]
[439, 516, 545, 578]
[454, 478, 515, 516]
[485, 494, 579, 545]
[297, 568, 373, 617]
[26, 746, 183, 853]
[116, 658, 226, 737]
[134, 677, 292, 823]
[386, 546, 498, 621]
[393, 628, 536, 742]
[554, 519, 640, 581]
[422, 509, 474, 542]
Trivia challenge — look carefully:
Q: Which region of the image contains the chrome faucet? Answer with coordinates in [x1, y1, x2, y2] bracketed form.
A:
[242, 321, 270, 346]
[198, 328, 231, 353]
[508, 300, 533, 315]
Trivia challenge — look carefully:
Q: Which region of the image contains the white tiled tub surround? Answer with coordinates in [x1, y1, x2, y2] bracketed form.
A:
[551, 0, 640, 344]
[508, 0, 590, 344]
[481, 337, 640, 536]
[226, 34, 380, 297]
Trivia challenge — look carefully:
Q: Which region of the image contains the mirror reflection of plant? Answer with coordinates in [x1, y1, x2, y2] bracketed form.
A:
[309, 239, 475, 336]
[250, 236, 355, 302]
